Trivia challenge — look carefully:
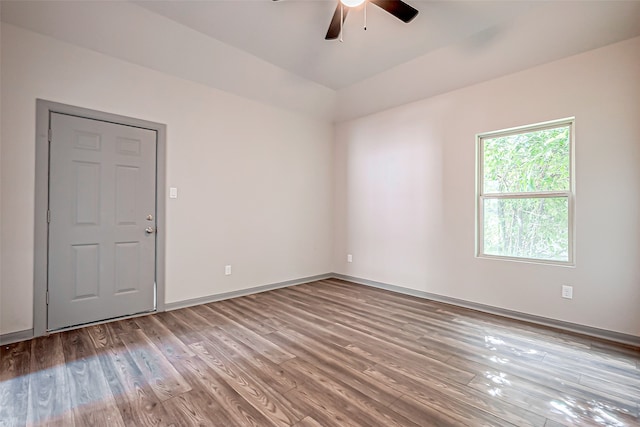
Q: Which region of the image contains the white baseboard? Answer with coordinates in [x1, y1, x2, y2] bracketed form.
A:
[4, 272, 638, 348]
[163, 273, 333, 311]
[332, 273, 640, 348]
[0, 328, 34, 345]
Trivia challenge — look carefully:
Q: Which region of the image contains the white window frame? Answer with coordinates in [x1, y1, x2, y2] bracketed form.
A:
[476, 118, 575, 266]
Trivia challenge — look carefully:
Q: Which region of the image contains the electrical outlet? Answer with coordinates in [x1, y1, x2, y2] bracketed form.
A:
[225, 265, 232, 276]
[347, 254, 353, 263]
[561, 285, 573, 299]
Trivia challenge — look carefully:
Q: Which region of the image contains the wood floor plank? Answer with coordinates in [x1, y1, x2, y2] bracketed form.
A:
[0, 342, 31, 427]
[153, 311, 205, 347]
[190, 340, 303, 427]
[446, 350, 582, 385]
[330, 318, 454, 364]
[396, 308, 568, 364]
[281, 354, 401, 407]
[543, 351, 640, 383]
[119, 330, 192, 402]
[280, 285, 415, 333]
[25, 335, 75, 427]
[279, 287, 429, 349]
[162, 389, 233, 426]
[197, 303, 296, 365]
[451, 313, 591, 351]
[59, 329, 125, 426]
[284, 387, 362, 427]
[4, 279, 640, 426]
[288, 371, 422, 427]
[230, 296, 291, 331]
[320, 279, 453, 316]
[589, 337, 640, 359]
[364, 358, 546, 426]
[214, 334, 299, 395]
[579, 372, 640, 404]
[131, 313, 195, 362]
[108, 318, 141, 335]
[161, 307, 295, 398]
[292, 416, 324, 427]
[417, 328, 547, 364]
[85, 323, 115, 350]
[162, 303, 291, 394]
[213, 299, 277, 336]
[466, 366, 638, 425]
[253, 291, 344, 338]
[144, 308, 265, 425]
[178, 354, 277, 426]
[267, 327, 373, 373]
[85, 325, 174, 427]
[390, 393, 513, 427]
[224, 297, 283, 332]
[182, 310, 299, 394]
[544, 419, 568, 427]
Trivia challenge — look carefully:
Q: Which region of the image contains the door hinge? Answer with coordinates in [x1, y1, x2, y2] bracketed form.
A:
[48, 128, 52, 142]
[47, 210, 51, 223]
[46, 290, 49, 305]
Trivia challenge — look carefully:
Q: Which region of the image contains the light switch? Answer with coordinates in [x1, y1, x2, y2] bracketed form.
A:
[169, 187, 178, 199]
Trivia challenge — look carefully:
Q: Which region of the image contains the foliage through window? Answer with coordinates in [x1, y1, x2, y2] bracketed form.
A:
[478, 119, 574, 264]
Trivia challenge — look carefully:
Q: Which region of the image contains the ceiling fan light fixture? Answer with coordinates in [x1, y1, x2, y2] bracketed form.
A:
[340, 0, 365, 8]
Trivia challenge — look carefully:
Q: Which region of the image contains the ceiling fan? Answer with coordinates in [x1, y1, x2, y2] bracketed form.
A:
[272, 0, 419, 41]
[324, 0, 419, 40]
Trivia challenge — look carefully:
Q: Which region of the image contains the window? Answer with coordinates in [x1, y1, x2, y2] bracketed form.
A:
[477, 118, 574, 264]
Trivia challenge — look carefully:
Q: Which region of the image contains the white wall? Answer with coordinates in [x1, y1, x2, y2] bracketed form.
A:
[0, 19, 3, 324]
[335, 2, 640, 121]
[0, 24, 333, 335]
[0, 1, 336, 120]
[334, 37, 640, 337]
[2, 22, 639, 340]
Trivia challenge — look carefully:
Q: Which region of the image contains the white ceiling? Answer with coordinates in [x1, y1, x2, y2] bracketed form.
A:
[134, 0, 540, 90]
[2, 0, 640, 120]
[134, 0, 640, 91]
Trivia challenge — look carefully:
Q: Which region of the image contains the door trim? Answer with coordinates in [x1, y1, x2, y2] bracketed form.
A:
[34, 99, 167, 337]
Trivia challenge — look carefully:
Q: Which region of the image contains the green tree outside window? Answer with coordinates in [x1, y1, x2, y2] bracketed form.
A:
[479, 121, 573, 263]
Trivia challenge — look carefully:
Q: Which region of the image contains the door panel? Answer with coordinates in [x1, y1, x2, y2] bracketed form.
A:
[48, 113, 157, 330]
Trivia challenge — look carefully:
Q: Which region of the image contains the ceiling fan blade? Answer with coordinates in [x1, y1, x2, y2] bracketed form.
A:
[325, 3, 349, 40]
[370, 0, 418, 23]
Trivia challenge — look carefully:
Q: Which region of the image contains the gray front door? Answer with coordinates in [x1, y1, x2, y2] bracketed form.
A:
[48, 112, 157, 330]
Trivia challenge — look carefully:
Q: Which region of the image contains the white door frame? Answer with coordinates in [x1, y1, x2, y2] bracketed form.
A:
[34, 99, 167, 336]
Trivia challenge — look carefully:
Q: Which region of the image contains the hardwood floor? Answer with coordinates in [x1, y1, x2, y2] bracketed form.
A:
[1, 278, 639, 426]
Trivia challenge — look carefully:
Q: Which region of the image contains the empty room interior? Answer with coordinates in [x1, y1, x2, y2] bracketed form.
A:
[1, 0, 640, 426]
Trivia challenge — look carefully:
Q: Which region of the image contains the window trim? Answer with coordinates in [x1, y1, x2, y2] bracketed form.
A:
[476, 117, 575, 266]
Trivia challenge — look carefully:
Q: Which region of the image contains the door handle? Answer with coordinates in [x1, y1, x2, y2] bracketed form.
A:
[145, 226, 155, 234]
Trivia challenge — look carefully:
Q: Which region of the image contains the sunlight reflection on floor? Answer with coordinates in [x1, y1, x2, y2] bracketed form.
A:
[479, 335, 635, 427]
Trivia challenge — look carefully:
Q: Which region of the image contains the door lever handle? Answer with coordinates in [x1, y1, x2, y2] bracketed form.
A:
[145, 226, 155, 234]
